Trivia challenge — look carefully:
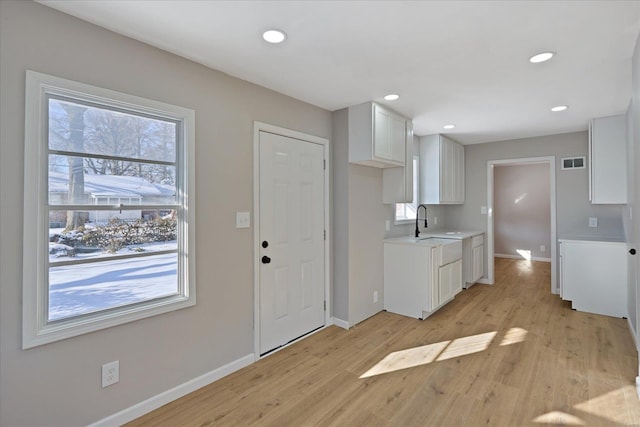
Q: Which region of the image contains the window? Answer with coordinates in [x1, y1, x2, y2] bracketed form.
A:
[23, 71, 196, 348]
[395, 156, 420, 223]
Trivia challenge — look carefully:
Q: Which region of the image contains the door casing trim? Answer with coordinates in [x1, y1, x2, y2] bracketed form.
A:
[486, 156, 557, 294]
[253, 122, 331, 359]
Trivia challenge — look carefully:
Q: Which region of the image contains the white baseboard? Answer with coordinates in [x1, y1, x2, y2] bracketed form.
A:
[495, 253, 551, 262]
[331, 317, 350, 330]
[88, 353, 255, 427]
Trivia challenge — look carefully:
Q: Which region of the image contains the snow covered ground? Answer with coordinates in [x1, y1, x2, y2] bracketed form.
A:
[49, 251, 178, 321]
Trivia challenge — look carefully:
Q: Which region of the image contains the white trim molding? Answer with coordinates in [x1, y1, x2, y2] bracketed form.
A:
[88, 354, 254, 427]
[495, 253, 552, 263]
[331, 317, 350, 330]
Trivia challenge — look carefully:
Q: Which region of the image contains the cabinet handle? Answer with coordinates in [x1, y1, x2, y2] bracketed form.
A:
[630, 248, 637, 255]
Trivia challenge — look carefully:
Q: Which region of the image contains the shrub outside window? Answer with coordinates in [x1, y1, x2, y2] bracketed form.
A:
[23, 71, 196, 348]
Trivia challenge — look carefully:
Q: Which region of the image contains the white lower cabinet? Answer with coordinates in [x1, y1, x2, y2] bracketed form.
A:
[559, 239, 627, 318]
[384, 241, 461, 319]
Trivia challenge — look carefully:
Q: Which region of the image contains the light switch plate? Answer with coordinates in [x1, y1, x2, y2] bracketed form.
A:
[236, 212, 250, 229]
[481, 206, 488, 215]
[589, 217, 598, 228]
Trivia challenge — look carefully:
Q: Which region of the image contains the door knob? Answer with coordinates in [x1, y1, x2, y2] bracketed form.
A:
[630, 248, 637, 255]
[261, 256, 271, 264]
[262, 240, 269, 248]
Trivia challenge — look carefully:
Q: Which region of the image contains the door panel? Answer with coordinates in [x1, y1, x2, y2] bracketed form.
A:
[259, 131, 325, 355]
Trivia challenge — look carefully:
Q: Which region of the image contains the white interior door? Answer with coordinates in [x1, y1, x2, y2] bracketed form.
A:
[258, 131, 325, 355]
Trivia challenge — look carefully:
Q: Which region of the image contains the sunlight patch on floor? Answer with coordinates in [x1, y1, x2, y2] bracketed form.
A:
[359, 340, 450, 378]
[436, 331, 497, 362]
[360, 329, 525, 378]
[532, 386, 638, 426]
[500, 327, 528, 346]
[573, 386, 636, 425]
[532, 411, 584, 425]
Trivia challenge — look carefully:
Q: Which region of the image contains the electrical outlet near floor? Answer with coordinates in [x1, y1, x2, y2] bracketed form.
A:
[102, 360, 119, 388]
[373, 291, 379, 303]
[540, 245, 546, 252]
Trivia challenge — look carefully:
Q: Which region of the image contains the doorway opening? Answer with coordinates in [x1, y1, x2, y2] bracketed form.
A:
[487, 157, 557, 293]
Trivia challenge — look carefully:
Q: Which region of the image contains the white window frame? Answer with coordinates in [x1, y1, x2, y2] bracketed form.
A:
[394, 155, 420, 224]
[23, 70, 196, 349]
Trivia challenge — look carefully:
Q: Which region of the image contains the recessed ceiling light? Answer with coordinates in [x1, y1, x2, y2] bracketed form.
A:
[529, 52, 555, 63]
[443, 124, 456, 129]
[384, 94, 399, 101]
[551, 105, 568, 112]
[262, 29, 287, 44]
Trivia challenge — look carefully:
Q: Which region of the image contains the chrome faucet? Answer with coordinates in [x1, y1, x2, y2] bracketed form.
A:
[415, 204, 429, 238]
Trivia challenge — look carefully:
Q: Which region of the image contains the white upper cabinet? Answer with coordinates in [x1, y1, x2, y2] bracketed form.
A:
[419, 134, 465, 204]
[589, 114, 627, 204]
[349, 102, 406, 168]
[382, 121, 414, 204]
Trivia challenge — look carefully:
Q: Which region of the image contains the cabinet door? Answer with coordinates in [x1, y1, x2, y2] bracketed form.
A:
[454, 142, 465, 203]
[472, 245, 483, 282]
[440, 138, 453, 202]
[589, 115, 627, 204]
[382, 121, 413, 204]
[390, 114, 406, 163]
[438, 265, 452, 305]
[373, 106, 392, 161]
[450, 260, 463, 295]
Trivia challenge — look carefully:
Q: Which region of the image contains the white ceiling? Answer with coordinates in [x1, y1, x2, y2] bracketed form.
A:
[39, 0, 640, 144]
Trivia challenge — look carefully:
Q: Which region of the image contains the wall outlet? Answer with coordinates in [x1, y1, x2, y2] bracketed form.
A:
[102, 360, 119, 388]
[373, 291, 379, 303]
[433, 216, 438, 225]
[385, 220, 390, 231]
[481, 206, 487, 215]
[540, 245, 546, 253]
[589, 217, 598, 228]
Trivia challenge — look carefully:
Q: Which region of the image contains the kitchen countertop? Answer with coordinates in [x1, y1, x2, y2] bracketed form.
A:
[417, 230, 484, 240]
[383, 236, 462, 247]
[558, 236, 627, 243]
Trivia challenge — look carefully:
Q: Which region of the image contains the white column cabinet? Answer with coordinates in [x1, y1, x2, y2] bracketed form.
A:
[589, 114, 627, 204]
[349, 102, 406, 168]
[419, 134, 464, 204]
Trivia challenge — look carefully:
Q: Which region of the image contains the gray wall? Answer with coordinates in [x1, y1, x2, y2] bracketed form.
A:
[447, 131, 625, 281]
[0, 2, 332, 426]
[332, 109, 349, 322]
[494, 163, 551, 260]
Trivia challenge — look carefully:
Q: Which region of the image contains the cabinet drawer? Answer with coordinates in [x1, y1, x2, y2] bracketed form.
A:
[472, 235, 483, 247]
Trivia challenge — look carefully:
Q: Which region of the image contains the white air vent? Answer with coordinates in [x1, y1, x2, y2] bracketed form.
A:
[561, 156, 586, 170]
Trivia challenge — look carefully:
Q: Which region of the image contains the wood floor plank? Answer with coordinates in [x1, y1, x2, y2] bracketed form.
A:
[126, 259, 640, 426]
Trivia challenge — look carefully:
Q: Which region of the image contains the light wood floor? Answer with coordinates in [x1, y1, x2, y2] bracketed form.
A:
[127, 258, 640, 426]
